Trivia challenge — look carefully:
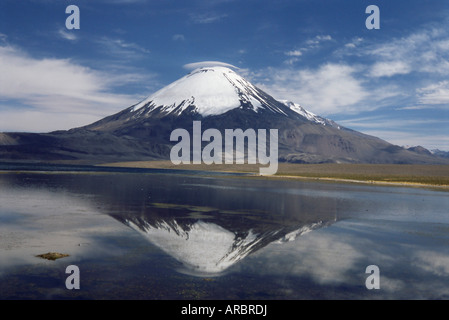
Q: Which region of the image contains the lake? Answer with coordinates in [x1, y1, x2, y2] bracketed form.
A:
[0, 165, 448, 300]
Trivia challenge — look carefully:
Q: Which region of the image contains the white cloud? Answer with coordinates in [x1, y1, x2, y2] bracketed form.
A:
[284, 58, 299, 65]
[436, 39, 449, 51]
[365, 26, 449, 76]
[0, 46, 137, 106]
[295, 64, 368, 114]
[370, 61, 411, 78]
[58, 29, 77, 41]
[285, 50, 302, 57]
[306, 35, 332, 46]
[344, 37, 363, 49]
[253, 63, 370, 115]
[183, 61, 239, 71]
[417, 81, 449, 105]
[395, 105, 427, 110]
[283, 50, 302, 65]
[0, 45, 150, 132]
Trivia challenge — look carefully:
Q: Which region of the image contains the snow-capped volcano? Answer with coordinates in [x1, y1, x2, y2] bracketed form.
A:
[87, 65, 339, 132]
[132, 66, 268, 116]
[129, 66, 305, 119]
[2, 63, 448, 165]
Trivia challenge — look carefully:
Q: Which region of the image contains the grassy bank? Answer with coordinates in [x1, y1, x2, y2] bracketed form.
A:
[99, 161, 449, 188]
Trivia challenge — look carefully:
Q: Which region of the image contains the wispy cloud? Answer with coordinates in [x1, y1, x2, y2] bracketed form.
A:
[190, 12, 227, 24]
[95, 37, 150, 59]
[183, 61, 239, 71]
[283, 34, 333, 65]
[417, 81, 449, 106]
[360, 130, 449, 151]
[337, 116, 449, 130]
[284, 50, 302, 65]
[414, 250, 449, 277]
[172, 34, 185, 41]
[305, 35, 332, 47]
[0, 33, 7, 43]
[58, 28, 78, 41]
[285, 50, 302, 57]
[0, 45, 151, 132]
[363, 25, 449, 76]
[336, 116, 449, 149]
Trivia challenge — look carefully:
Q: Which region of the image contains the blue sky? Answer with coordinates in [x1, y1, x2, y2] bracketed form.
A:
[0, 0, 448, 151]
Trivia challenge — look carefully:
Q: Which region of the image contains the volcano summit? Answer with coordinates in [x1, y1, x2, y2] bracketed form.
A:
[0, 65, 447, 166]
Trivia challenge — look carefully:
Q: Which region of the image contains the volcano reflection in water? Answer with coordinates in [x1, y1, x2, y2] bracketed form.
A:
[110, 203, 336, 276]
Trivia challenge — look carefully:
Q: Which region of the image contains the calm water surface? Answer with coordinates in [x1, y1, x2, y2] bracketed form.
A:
[0, 167, 448, 299]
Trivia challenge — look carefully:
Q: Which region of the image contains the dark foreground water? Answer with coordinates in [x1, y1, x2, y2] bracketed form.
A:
[0, 165, 448, 300]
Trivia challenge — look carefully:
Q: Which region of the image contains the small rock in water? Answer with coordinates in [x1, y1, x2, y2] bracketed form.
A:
[36, 252, 69, 261]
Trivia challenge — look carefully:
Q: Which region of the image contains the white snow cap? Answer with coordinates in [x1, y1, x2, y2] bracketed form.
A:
[131, 64, 267, 116]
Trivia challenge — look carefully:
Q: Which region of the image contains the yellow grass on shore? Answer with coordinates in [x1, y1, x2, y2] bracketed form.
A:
[99, 161, 449, 189]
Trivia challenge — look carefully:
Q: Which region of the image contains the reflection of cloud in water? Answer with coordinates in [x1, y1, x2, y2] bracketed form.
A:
[247, 231, 365, 284]
[0, 187, 131, 274]
[414, 250, 449, 276]
[241, 220, 449, 299]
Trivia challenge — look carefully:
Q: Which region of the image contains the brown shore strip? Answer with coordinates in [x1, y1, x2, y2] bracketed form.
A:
[99, 161, 449, 189]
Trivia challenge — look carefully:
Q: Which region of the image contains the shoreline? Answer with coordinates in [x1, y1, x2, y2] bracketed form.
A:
[98, 161, 449, 190]
[1, 160, 448, 190]
[266, 174, 449, 190]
